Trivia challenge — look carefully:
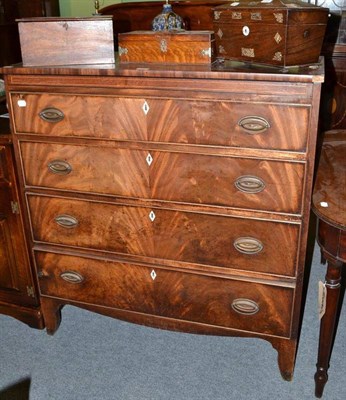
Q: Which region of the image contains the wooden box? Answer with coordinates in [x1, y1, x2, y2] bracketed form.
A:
[118, 30, 216, 64]
[17, 17, 115, 66]
[213, 0, 329, 67]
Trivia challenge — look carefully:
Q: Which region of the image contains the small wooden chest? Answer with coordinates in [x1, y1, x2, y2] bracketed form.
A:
[18, 17, 115, 66]
[213, 0, 328, 67]
[118, 30, 216, 64]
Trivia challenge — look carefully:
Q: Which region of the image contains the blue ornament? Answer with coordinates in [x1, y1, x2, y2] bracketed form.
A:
[152, 1, 184, 32]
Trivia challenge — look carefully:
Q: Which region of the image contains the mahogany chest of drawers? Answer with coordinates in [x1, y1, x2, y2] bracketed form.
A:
[1, 59, 324, 381]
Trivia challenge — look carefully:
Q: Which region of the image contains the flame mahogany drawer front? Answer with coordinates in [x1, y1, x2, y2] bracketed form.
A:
[27, 194, 300, 277]
[20, 141, 305, 213]
[35, 251, 294, 338]
[11, 92, 310, 151]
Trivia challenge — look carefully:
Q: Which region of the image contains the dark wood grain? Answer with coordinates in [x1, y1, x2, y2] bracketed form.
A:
[11, 92, 310, 151]
[2, 59, 324, 382]
[118, 31, 216, 64]
[16, 0, 60, 18]
[18, 17, 115, 67]
[0, 0, 60, 67]
[27, 194, 300, 277]
[36, 251, 293, 337]
[2, 58, 324, 84]
[146, 100, 310, 151]
[0, 124, 43, 328]
[20, 141, 304, 213]
[312, 130, 346, 228]
[312, 129, 346, 397]
[213, 0, 328, 66]
[11, 93, 147, 141]
[150, 151, 305, 213]
[20, 142, 149, 198]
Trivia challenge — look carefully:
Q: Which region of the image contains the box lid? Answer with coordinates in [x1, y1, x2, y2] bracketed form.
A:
[214, 0, 328, 11]
[214, 0, 329, 24]
[16, 16, 114, 23]
[119, 30, 214, 42]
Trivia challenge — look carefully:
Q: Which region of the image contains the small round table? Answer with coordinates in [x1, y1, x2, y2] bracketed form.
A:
[312, 129, 345, 398]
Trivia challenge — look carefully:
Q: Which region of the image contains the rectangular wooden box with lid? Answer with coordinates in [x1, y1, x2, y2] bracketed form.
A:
[17, 16, 115, 66]
[118, 30, 216, 64]
[213, 0, 328, 67]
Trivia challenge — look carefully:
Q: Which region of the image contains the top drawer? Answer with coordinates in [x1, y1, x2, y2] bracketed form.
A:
[10, 93, 310, 151]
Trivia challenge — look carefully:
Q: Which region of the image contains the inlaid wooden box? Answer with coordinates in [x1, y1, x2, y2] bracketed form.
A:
[17, 17, 115, 66]
[213, 0, 328, 67]
[118, 30, 216, 64]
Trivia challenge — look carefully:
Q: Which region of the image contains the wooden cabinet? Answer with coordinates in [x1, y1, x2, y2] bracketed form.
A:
[0, 118, 43, 328]
[0, 0, 60, 67]
[2, 60, 324, 381]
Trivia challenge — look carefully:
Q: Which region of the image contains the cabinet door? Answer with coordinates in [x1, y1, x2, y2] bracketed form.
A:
[0, 143, 38, 307]
[16, 0, 60, 17]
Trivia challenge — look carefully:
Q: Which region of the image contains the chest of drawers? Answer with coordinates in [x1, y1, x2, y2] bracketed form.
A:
[1, 60, 324, 381]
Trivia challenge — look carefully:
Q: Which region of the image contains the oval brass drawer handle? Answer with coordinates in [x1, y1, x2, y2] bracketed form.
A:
[233, 237, 263, 255]
[48, 160, 72, 175]
[238, 116, 270, 134]
[235, 175, 265, 194]
[232, 298, 259, 315]
[39, 107, 65, 123]
[60, 271, 84, 284]
[54, 214, 79, 229]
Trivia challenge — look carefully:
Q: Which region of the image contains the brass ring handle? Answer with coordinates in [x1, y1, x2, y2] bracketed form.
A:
[60, 271, 84, 284]
[233, 237, 263, 255]
[39, 107, 65, 123]
[235, 175, 265, 194]
[54, 214, 79, 229]
[48, 160, 72, 175]
[238, 116, 270, 134]
[232, 298, 259, 315]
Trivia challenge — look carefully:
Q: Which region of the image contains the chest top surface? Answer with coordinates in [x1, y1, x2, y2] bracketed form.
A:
[0, 58, 324, 83]
[313, 130, 346, 229]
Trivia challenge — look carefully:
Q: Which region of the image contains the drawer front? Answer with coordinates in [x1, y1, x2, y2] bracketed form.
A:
[20, 142, 150, 198]
[28, 195, 299, 276]
[36, 251, 294, 337]
[21, 142, 304, 213]
[146, 100, 309, 151]
[11, 93, 147, 141]
[11, 93, 309, 151]
[151, 151, 304, 214]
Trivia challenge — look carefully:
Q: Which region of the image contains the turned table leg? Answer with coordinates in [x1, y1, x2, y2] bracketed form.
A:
[314, 257, 343, 398]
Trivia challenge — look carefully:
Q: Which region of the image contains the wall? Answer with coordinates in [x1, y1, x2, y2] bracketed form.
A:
[59, 0, 121, 17]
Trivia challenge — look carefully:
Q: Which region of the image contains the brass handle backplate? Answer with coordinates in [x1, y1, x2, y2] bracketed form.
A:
[39, 108, 64, 123]
[48, 160, 72, 175]
[232, 298, 259, 315]
[238, 116, 270, 134]
[233, 237, 263, 255]
[54, 214, 79, 229]
[60, 271, 84, 284]
[235, 175, 265, 194]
